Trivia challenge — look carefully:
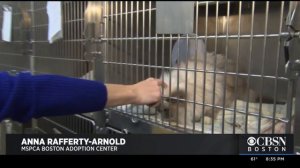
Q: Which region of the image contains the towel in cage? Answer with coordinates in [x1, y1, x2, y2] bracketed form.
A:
[117, 98, 295, 134]
[198, 99, 295, 134]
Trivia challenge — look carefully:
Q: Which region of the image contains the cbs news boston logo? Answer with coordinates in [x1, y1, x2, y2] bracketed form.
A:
[239, 135, 294, 155]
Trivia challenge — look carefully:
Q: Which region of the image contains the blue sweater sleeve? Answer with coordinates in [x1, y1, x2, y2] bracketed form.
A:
[0, 72, 107, 123]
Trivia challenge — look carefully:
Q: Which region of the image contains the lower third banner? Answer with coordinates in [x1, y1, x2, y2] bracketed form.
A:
[5, 134, 294, 155]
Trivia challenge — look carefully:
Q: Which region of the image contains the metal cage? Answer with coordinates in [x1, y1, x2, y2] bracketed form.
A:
[102, 1, 299, 135]
[29, 1, 102, 134]
[0, 1, 299, 152]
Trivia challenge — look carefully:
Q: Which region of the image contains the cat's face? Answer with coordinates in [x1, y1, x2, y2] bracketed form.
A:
[158, 68, 204, 125]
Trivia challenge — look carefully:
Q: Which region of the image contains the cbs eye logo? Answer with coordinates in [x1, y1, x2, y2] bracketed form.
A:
[247, 137, 256, 146]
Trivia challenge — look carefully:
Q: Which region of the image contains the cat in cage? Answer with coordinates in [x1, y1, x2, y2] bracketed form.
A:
[158, 37, 258, 127]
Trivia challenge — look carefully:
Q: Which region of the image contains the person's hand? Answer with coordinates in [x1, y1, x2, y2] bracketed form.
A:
[105, 78, 167, 107]
[130, 78, 167, 106]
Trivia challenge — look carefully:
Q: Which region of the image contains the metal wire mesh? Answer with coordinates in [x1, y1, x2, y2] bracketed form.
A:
[31, 1, 92, 78]
[103, 1, 296, 134]
[30, 1, 96, 133]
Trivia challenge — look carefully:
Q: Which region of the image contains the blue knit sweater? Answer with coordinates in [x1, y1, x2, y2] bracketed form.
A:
[0, 72, 107, 122]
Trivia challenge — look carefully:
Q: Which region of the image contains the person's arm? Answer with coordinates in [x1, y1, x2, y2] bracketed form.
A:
[0, 72, 108, 122]
[0, 72, 163, 123]
[105, 78, 164, 107]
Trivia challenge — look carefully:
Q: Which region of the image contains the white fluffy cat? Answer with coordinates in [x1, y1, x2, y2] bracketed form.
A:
[159, 39, 257, 127]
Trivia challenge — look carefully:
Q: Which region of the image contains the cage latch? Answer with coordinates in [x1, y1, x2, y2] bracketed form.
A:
[284, 30, 300, 79]
[284, 2, 300, 79]
[283, 27, 300, 64]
